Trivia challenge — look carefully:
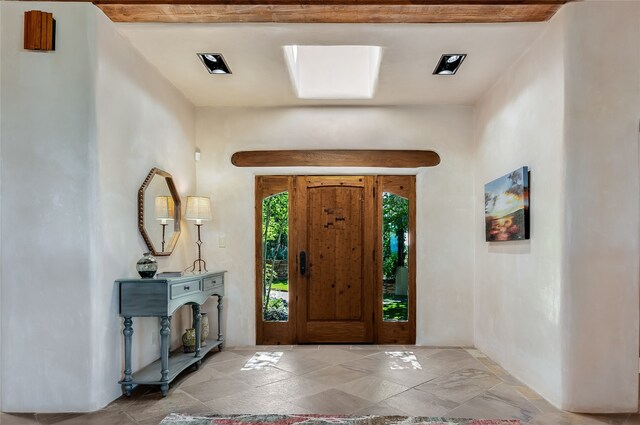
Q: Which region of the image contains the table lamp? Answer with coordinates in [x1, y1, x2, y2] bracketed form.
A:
[155, 196, 175, 252]
[185, 196, 212, 272]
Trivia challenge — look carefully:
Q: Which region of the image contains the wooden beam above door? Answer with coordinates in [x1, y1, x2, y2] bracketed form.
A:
[232, 150, 441, 168]
[84, 1, 574, 23]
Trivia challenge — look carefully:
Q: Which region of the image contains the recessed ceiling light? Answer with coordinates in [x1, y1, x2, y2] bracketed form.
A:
[197, 53, 232, 74]
[433, 54, 466, 76]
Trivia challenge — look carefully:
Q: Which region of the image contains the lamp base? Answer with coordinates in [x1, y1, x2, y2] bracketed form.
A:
[188, 258, 207, 273]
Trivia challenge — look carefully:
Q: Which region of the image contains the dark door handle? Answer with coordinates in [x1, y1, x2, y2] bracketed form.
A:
[300, 251, 306, 275]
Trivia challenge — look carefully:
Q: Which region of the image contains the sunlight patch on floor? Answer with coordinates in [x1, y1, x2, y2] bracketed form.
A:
[241, 351, 284, 370]
[385, 351, 422, 370]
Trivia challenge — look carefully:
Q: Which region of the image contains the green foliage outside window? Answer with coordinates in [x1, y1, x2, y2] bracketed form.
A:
[262, 192, 289, 321]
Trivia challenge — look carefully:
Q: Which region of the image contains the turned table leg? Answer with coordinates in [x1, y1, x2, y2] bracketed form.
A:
[160, 316, 171, 397]
[193, 304, 201, 357]
[122, 316, 133, 396]
[217, 295, 224, 350]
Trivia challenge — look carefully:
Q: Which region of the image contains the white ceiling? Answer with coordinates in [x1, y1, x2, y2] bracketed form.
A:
[116, 22, 546, 107]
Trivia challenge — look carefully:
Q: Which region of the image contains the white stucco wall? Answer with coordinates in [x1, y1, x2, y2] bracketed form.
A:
[0, 0, 4, 410]
[92, 9, 196, 408]
[195, 106, 476, 347]
[1, 2, 97, 412]
[475, 1, 640, 412]
[561, 1, 640, 412]
[474, 5, 566, 406]
[0, 2, 197, 412]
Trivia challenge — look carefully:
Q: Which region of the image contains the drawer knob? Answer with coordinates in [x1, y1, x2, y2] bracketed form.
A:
[184, 285, 190, 290]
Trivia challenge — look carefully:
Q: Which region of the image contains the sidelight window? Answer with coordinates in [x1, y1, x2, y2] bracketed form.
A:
[382, 192, 409, 322]
[261, 192, 289, 322]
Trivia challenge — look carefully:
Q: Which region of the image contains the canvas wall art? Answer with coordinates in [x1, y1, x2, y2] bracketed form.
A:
[485, 166, 529, 241]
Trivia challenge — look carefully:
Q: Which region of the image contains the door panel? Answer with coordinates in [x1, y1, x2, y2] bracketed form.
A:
[295, 176, 375, 343]
[308, 186, 363, 321]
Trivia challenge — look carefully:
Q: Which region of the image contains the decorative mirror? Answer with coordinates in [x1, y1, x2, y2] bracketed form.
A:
[138, 168, 181, 256]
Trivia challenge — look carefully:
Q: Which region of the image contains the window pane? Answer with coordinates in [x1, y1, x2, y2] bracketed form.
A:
[262, 192, 289, 322]
[382, 192, 409, 322]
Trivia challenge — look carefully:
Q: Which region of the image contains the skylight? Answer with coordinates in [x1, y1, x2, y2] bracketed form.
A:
[284, 45, 382, 99]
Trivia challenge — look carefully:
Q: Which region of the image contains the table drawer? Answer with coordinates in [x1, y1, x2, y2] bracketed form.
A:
[203, 274, 223, 291]
[170, 281, 200, 299]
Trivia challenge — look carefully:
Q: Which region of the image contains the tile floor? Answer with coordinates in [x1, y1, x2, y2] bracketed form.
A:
[1, 346, 638, 425]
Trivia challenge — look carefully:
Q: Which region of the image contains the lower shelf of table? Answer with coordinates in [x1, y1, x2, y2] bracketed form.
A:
[120, 339, 223, 387]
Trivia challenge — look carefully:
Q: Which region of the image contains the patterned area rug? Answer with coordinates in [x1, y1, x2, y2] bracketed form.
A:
[159, 414, 522, 425]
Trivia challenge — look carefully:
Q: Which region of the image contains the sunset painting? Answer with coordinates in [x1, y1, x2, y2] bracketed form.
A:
[485, 167, 529, 241]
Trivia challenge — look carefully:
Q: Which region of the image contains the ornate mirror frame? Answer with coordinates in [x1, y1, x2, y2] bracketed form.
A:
[138, 167, 181, 256]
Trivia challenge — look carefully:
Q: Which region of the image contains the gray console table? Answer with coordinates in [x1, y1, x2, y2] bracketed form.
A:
[117, 271, 225, 397]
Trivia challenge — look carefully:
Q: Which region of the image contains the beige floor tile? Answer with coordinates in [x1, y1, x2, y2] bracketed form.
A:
[512, 385, 544, 401]
[35, 413, 83, 425]
[341, 355, 390, 373]
[337, 375, 409, 403]
[174, 364, 228, 388]
[229, 367, 295, 387]
[530, 397, 562, 414]
[307, 349, 367, 364]
[376, 345, 406, 350]
[0, 413, 39, 425]
[292, 345, 319, 350]
[292, 389, 374, 414]
[15, 346, 626, 424]
[384, 388, 459, 417]
[411, 348, 443, 359]
[274, 353, 332, 374]
[415, 368, 502, 403]
[445, 384, 539, 423]
[205, 392, 312, 415]
[122, 389, 209, 422]
[136, 413, 174, 425]
[206, 357, 256, 374]
[465, 348, 488, 358]
[241, 375, 331, 400]
[301, 365, 370, 387]
[202, 351, 247, 364]
[36, 410, 136, 425]
[586, 414, 633, 425]
[180, 376, 253, 403]
[429, 349, 474, 363]
[371, 366, 442, 388]
[352, 401, 412, 416]
[350, 345, 378, 350]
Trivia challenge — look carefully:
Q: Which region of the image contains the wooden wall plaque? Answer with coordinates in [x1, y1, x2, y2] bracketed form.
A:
[24, 11, 55, 52]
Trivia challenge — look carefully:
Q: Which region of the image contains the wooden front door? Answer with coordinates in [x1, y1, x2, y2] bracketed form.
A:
[293, 176, 375, 343]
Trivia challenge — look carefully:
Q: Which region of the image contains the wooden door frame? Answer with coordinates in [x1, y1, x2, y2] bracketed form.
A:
[375, 175, 417, 344]
[255, 176, 296, 345]
[255, 175, 416, 345]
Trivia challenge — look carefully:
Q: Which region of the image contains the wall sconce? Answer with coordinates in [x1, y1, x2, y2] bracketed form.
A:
[155, 196, 175, 252]
[185, 196, 212, 272]
[24, 10, 56, 51]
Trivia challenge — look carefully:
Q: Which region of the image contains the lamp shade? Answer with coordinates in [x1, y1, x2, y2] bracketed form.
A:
[155, 196, 175, 220]
[185, 196, 212, 222]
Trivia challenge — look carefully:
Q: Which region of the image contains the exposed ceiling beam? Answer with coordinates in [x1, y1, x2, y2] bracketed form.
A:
[231, 150, 441, 168]
[82, 1, 574, 23]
